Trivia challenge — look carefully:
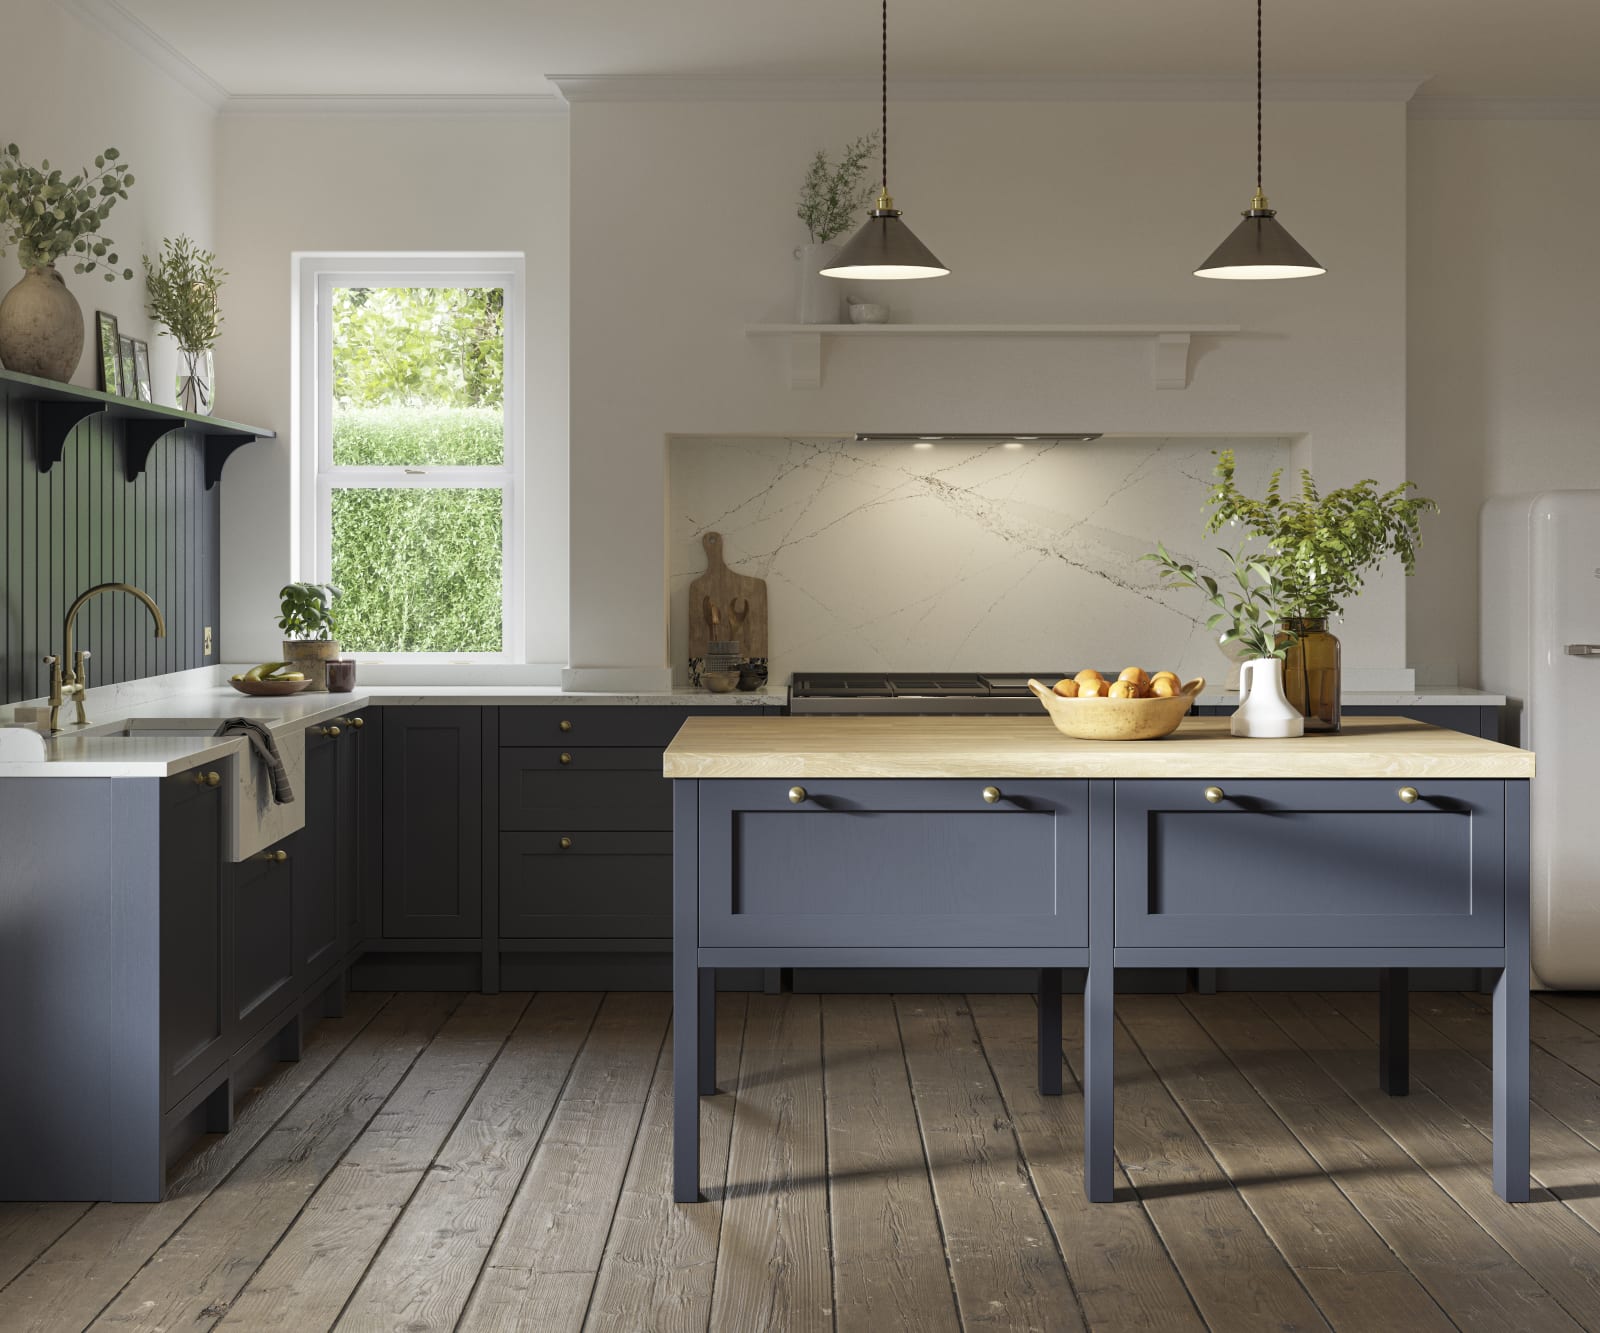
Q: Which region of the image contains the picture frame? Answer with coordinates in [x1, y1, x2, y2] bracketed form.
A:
[118, 335, 138, 399]
[131, 339, 153, 403]
[96, 311, 121, 394]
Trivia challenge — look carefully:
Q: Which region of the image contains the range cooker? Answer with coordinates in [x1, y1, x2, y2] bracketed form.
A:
[789, 671, 1072, 715]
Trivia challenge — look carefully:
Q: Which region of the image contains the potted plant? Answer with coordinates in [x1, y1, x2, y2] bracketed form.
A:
[0, 143, 135, 382]
[144, 234, 225, 414]
[793, 132, 878, 323]
[1199, 451, 1437, 731]
[1144, 543, 1304, 738]
[277, 582, 342, 693]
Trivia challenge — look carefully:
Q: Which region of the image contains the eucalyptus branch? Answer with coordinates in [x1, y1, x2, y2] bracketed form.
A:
[0, 143, 135, 278]
[796, 132, 880, 245]
[1142, 543, 1297, 661]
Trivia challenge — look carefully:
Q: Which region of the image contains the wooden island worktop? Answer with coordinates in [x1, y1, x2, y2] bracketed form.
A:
[666, 712, 1536, 1209]
[663, 713, 1535, 780]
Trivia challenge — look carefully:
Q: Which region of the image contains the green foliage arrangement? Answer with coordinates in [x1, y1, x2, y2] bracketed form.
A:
[0, 143, 135, 278]
[796, 133, 880, 245]
[143, 235, 225, 351]
[1143, 543, 1296, 661]
[277, 582, 341, 642]
[332, 286, 503, 409]
[332, 405, 503, 467]
[1202, 449, 1437, 622]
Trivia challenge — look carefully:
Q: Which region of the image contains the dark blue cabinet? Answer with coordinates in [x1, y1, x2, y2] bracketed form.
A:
[160, 770, 228, 1112]
[696, 779, 1090, 949]
[230, 840, 297, 1039]
[298, 727, 342, 975]
[1112, 779, 1505, 949]
[382, 707, 483, 938]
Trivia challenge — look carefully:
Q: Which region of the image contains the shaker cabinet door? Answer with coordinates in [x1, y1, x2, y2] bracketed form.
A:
[159, 770, 228, 1111]
[381, 708, 483, 938]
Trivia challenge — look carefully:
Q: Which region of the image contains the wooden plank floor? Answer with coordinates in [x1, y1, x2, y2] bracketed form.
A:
[6, 989, 1600, 1331]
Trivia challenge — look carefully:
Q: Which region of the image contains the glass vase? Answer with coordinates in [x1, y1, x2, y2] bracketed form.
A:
[176, 347, 214, 415]
[1279, 616, 1341, 732]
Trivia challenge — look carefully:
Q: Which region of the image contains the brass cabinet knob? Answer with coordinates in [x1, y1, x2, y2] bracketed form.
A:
[1204, 786, 1226, 804]
[982, 786, 1002, 804]
[788, 786, 808, 805]
[348, 716, 364, 729]
[192, 770, 221, 787]
[256, 848, 287, 863]
[559, 836, 573, 850]
[1398, 786, 1420, 805]
[559, 719, 573, 733]
[559, 751, 573, 765]
[319, 725, 341, 738]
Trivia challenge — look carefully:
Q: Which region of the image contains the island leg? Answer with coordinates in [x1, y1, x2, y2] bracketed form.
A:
[673, 780, 702, 1204]
[698, 969, 717, 1095]
[1494, 781, 1531, 1203]
[1038, 968, 1062, 1096]
[1084, 963, 1115, 1201]
[1378, 967, 1409, 1095]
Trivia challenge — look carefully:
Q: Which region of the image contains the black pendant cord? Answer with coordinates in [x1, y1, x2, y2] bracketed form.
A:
[1256, 0, 1264, 196]
[881, 0, 889, 197]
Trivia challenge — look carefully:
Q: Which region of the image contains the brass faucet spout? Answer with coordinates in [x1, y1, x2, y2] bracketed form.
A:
[50, 582, 167, 732]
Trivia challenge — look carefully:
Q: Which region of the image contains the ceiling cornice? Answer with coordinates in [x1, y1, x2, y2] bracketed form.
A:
[548, 72, 1429, 104]
[1408, 96, 1600, 120]
[65, 0, 230, 109]
[221, 94, 567, 117]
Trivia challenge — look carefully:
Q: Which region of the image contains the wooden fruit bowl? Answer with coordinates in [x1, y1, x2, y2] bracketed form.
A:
[229, 677, 313, 697]
[1026, 676, 1205, 741]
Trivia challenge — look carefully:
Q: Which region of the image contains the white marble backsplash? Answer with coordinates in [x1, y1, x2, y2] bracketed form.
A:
[669, 435, 1292, 686]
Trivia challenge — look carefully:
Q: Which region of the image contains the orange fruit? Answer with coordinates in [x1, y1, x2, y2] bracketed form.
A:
[1052, 678, 1079, 697]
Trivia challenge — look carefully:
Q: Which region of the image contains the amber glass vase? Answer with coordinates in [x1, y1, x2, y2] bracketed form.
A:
[1279, 616, 1341, 732]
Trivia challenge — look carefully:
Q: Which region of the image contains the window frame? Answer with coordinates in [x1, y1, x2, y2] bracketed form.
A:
[296, 253, 526, 663]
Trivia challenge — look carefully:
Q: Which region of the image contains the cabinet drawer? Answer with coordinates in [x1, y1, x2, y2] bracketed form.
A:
[499, 707, 724, 749]
[231, 837, 297, 1036]
[500, 831, 672, 938]
[1113, 779, 1505, 949]
[500, 748, 671, 830]
[697, 780, 1089, 948]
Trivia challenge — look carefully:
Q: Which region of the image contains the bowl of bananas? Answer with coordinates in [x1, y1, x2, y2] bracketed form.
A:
[229, 662, 313, 697]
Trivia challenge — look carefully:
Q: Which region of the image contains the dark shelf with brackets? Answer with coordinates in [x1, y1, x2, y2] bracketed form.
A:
[0, 365, 276, 489]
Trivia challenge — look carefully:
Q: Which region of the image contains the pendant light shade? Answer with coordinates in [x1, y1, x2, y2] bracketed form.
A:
[1194, 0, 1324, 281]
[819, 0, 948, 282]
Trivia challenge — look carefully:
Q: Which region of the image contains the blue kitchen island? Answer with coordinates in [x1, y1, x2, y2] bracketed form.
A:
[663, 714, 1536, 1205]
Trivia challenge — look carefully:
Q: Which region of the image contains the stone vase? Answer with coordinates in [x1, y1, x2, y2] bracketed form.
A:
[1231, 657, 1305, 738]
[0, 265, 85, 383]
[794, 242, 844, 324]
[283, 638, 341, 693]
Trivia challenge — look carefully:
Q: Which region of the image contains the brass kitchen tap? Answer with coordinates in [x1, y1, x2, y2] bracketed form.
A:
[46, 582, 166, 731]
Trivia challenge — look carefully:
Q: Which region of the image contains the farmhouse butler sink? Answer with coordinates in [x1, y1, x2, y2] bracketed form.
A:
[79, 716, 307, 860]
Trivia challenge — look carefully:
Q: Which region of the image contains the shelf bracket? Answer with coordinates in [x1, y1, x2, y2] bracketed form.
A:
[1152, 333, 1192, 391]
[203, 433, 259, 490]
[122, 420, 187, 483]
[785, 332, 822, 390]
[34, 401, 103, 473]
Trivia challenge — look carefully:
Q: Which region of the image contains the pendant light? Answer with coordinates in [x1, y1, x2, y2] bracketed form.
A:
[1194, 0, 1325, 280]
[820, 0, 949, 281]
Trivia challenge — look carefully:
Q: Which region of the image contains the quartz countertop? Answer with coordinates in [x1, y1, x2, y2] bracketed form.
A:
[0, 684, 786, 778]
[662, 715, 1535, 781]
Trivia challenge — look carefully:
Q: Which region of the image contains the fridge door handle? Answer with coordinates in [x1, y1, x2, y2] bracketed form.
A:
[1565, 644, 1600, 656]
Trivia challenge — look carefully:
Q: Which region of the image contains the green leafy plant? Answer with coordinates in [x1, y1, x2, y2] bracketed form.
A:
[277, 582, 341, 641]
[1143, 543, 1297, 661]
[0, 143, 135, 278]
[143, 235, 226, 351]
[1202, 449, 1437, 622]
[796, 133, 880, 245]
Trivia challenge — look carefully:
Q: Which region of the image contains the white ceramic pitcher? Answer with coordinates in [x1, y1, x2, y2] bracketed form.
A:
[1231, 657, 1305, 738]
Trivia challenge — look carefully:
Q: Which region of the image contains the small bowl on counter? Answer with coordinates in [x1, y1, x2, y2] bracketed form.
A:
[1026, 676, 1204, 741]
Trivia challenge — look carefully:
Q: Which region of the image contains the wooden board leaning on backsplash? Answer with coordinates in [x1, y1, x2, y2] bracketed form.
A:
[685, 531, 767, 679]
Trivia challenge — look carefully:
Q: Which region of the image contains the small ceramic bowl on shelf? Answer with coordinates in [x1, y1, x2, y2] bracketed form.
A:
[1026, 676, 1204, 741]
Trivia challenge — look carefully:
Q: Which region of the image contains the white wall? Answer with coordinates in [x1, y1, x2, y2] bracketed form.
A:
[213, 112, 570, 666]
[2, 0, 215, 398]
[570, 96, 1410, 689]
[1407, 116, 1600, 686]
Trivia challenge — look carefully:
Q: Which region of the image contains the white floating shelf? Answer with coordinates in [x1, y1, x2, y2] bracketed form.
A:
[743, 322, 1244, 391]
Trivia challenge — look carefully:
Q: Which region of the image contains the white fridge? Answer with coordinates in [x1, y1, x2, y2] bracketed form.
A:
[1482, 492, 1600, 988]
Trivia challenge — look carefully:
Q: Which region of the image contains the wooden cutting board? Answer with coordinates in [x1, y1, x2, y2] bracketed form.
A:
[686, 531, 768, 671]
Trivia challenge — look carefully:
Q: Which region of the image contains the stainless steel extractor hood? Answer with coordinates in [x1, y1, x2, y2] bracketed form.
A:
[854, 432, 1103, 443]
